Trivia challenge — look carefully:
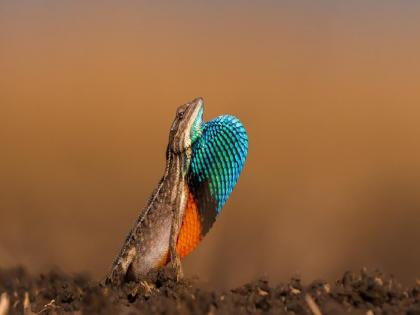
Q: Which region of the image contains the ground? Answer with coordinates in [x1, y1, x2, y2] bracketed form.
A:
[0, 267, 419, 315]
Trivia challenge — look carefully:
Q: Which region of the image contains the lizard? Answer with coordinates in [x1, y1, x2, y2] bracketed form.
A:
[106, 97, 248, 286]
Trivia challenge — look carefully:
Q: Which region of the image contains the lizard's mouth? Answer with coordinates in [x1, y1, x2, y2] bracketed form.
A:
[185, 99, 204, 145]
[186, 98, 204, 120]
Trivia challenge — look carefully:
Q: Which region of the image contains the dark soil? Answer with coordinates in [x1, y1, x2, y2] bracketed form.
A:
[0, 266, 419, 315]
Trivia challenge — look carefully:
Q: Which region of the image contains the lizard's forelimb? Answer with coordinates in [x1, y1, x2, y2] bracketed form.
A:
[168, 184, 188, 280]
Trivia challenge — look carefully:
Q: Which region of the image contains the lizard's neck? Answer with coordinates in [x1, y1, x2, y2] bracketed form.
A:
[165, 147, 191, 180]
[163, 147, 191, 203]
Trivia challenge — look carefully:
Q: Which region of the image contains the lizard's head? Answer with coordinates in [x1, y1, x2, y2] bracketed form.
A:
[168, 97, 204, 154]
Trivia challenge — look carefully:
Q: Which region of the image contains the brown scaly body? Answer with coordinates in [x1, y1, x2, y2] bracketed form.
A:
[106, 98, 203, 286]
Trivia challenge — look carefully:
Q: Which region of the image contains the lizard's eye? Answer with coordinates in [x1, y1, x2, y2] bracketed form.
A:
[178, 111, 185, 119]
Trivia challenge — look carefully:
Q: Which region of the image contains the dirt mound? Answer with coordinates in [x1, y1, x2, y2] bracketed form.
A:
[0, 266, 419, 314]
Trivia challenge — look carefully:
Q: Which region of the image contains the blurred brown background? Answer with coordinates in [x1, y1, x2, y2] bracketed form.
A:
[1, 1, 420, 289]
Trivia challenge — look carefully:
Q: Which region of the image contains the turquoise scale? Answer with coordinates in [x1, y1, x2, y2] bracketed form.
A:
[188, 114, 248, 234]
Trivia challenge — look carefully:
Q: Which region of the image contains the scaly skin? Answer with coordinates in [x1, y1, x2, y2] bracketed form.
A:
[106, 98, 248, 286]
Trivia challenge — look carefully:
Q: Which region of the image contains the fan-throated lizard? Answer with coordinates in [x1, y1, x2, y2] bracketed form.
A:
[106, 98, 248, 286]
